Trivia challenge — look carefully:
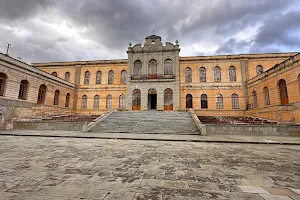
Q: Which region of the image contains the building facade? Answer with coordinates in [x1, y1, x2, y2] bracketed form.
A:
[0, 34, 299, 128]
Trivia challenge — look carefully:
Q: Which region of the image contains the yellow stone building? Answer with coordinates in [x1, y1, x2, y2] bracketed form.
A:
[0, 34, 299, 128]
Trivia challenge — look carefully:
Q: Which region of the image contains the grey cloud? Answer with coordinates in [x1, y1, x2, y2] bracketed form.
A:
[252, 10, 300, 49]
[0, 0, 55, 21]
[215, 38, 251, 55]
[0, 0, 300, 63]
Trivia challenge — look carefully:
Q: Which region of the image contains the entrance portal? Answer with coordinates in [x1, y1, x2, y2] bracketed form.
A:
[148, 88, 157, 110]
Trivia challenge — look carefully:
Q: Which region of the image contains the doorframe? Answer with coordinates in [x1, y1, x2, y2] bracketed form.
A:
[148, 88, 157, 110]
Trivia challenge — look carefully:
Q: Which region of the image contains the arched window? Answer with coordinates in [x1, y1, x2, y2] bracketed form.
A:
[106, 95, 112, 108]
[216, 94, 223, 109]
[214, 66, 221, 82]
[37, 84, 47, 104]
[148, 59, 157, 78]
[81, 95, 87, 108]
[65, 72, 70, 82]
[53, 90, 60, 105]
[278, 79, 289, 105]
[133, 60, 142, 76]
[0, 73, 7, 96]
[93, 95, 100, 108]
[96, 71, 102, 84]
[256, 65, 263, 75]
[18, 80, 29, 100]
[201, 94, 208, 109]
[119, 94, 126, 109]
[264, 87, 270, 106]
[231, 93, 239, 109]
[164, 88, 173, 110]
[108, 70, 114, 84]
[51, 72, 57, 77]
[199, 67, 206, 82]
[164, 59, 173, 75]
[186, 94, 193, 108]
[229, 66, 236, 82]
[84, 71, 90, 84]
[65, 93, 70, 107]
[185, 67, 192, 83]
[253, 91, 258, 108]
[132, 89, 141, 110]
[298, 74, 300, 93]
[121, 70, 126, 84]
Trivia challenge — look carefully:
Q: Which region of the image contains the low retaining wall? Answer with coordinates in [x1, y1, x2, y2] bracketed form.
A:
[13, 121, 85, 131]
[202, 124, 300, 136]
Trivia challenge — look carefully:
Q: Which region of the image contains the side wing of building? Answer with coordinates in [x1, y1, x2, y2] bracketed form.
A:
[179, 53, 296, 118]
[0, 53, 76, 128]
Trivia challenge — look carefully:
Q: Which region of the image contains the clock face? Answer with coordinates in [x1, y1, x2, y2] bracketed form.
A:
[151, 41, 155, 44]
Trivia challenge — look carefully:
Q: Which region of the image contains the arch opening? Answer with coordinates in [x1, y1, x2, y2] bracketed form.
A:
[201, 94, 208, 109]
[148, 59, 157, 79]
[164, 88, 173, 110]
[18, 80, 29, 100]
[119, 94, 126, 109]
[37, 84, 47, 104]
[0, 73, 7, 96]
[148, 88, 157, 110]
[278, 79, 289, 105]
[132, 89, 141, 110]
[186, 94, 193, 108]
[65, 93, 70, 107]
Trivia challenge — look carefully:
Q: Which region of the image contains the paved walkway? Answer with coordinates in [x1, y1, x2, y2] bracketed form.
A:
[0, 134, 299, 200]
[1, 130, 300, 145]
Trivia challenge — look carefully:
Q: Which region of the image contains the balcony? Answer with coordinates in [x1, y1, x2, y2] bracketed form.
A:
[131, 74, 175, 82]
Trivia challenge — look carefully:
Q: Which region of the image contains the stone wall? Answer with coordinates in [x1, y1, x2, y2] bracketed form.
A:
[13, 121, 84, 131]
[203, 124, 300, 136]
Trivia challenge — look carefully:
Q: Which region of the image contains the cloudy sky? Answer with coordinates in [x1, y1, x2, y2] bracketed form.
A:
[0, 0, 300, 63]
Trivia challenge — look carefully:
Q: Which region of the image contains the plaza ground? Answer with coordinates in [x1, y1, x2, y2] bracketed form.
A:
[0, 133, 300, 200]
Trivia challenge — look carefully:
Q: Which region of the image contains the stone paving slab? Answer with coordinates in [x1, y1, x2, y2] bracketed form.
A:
[1, 129, 300, 144]
[0, 133, 299, 200]
[259, 194, 294, 200]
[239, 186, 271, 194]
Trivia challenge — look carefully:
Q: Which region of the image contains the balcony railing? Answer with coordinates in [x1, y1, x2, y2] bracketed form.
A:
[131, 74, 175, 80]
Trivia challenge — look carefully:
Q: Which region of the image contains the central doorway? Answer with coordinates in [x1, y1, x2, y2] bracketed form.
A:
[148, 88, 157, 110]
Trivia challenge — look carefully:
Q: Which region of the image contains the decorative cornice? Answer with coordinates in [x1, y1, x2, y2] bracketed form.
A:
[0, 53, 75, 88]
[248, 53, 300, 85]
[180, 52, 298, 62]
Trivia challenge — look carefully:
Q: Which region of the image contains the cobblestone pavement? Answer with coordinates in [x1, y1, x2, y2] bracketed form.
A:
[0, 135, 299, 200]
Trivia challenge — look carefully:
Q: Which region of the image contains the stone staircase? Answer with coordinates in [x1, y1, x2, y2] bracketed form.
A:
[90, 111, 199, 135]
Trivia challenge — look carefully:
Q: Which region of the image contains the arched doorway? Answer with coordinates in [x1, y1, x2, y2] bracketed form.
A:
[186, 94, 193, 108]
[148, 88, 157, 110]
[164, 88, 173, 110]
[132, 89, 141, 110]
[278, 79, 289, 105]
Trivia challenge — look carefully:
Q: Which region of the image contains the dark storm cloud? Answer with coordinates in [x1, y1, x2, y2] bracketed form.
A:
[215, 38, 251, 55]
[58, 0, 188, 48]
[0, 0, 299, 63]
[217, 9, 300, 54]
[252, 10, 300, 50]
[0, 0, 55, 21]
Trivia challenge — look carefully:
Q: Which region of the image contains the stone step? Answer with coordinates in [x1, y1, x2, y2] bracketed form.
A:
[90, 111, 199, 134]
